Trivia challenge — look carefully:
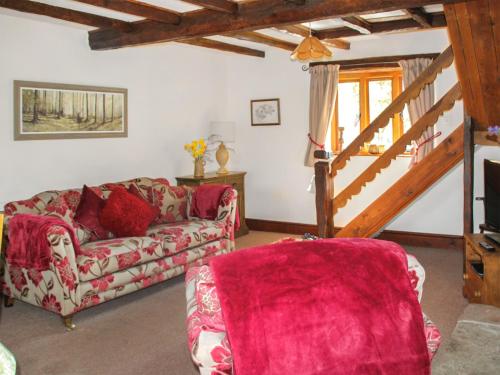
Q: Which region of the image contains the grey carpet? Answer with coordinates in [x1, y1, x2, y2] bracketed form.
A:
[0, 232, 467, 375]
[432, 304, 500, 374]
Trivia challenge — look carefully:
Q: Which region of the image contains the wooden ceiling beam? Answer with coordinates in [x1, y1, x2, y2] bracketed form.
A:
[314, 13, 446, 39]
[181, 0, 238, 14]
[73, 0, 181, 24]
[0, 0, 264, 58]
[89, 0, 461, 50]
[276, 25, 351, 49]
[404, 7, 433, 28]
[341, 16, 372, 34]
[284, 0, 306, 5]
[278, 24, 310, 38]
[322, 38, 350, 50]
[0, 0, 132, 30]
[228, 31, 297, 51]
[179, 38, 265, 57]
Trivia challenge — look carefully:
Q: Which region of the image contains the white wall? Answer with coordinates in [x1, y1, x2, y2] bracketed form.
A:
[1, 16, 498, 235]
[226, 29, 500, 235]
[0, 13, 230, 207]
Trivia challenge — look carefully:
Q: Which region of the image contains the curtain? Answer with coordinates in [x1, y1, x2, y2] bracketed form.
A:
[304, 65, 339, 167]
[399, 58, 435, 165]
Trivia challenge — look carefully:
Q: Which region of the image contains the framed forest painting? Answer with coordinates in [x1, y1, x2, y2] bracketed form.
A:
[14, 81, 128, 140]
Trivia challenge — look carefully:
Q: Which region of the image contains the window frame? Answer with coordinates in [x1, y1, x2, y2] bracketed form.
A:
[331, 67, 404, 154]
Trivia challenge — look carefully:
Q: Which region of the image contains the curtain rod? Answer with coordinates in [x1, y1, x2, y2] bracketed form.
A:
[308, 53, 440, 70]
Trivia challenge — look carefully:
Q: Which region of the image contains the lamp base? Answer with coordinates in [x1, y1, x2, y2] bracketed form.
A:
[217, 166, 229, 175]
[216, 142, 229, 175]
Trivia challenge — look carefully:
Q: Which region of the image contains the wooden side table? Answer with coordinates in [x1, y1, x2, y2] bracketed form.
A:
[176, 171, 249, 238]
[463, 233, 500, 308]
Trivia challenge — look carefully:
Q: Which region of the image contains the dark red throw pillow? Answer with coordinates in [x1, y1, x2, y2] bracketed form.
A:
[128, 184, 160, 220]
[99, 187, 157, 237]
[74, 185, 109, 240]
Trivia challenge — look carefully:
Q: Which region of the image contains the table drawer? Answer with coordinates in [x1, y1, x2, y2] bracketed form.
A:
[464, 261, 484, 302]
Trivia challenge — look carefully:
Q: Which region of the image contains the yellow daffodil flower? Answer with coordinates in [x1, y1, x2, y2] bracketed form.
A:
[184, 138, 207, 160]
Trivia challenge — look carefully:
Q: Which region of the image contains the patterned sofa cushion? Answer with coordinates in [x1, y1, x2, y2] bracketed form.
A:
[152, 179, 190, 224]
[99, 177, 154, 200]
[4, 190, 91, 244]
[77, 220, 226, 282]
[146, 220, 227, 256]
[77, 237, 164, 282]
[3, 177, 159, 246]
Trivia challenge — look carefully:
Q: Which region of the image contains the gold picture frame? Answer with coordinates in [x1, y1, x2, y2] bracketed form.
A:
[14, 80, 128, 140]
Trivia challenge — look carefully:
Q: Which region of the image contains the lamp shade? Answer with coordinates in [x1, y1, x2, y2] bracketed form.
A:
[209, 121, 235, 143]
[290, 35, 332, 62]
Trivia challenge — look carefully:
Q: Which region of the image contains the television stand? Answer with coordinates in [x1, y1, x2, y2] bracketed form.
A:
[479, 223, 500, 234]
[464, 233, 500, 308]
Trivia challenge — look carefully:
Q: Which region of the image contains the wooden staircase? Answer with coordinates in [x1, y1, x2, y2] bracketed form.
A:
[315, 46, 465, 239]
[336, 125, 464, 238]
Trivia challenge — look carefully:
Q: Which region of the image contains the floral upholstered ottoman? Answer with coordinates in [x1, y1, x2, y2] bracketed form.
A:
[185, 243, 441, 374]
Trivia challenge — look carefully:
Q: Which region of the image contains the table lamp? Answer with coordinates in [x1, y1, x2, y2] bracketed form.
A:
[209, 121, 235, 175]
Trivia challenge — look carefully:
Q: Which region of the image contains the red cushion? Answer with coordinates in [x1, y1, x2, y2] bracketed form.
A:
[190, 184, 230, 220]
[99, 187, 157, 237]
[74, 185, 109, 240]
[128, 184, 160, 219]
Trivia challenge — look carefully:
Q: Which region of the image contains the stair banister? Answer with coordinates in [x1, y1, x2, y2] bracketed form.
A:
[333, 83, 463, 214]
[330, 45, 455, 175]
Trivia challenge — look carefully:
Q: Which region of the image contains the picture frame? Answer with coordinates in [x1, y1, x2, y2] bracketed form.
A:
[14, 81, 128, 140]
[251, 98, 281, 126]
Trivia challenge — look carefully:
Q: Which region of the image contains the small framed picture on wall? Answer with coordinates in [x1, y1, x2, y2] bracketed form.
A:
[251, 98, 280, 126]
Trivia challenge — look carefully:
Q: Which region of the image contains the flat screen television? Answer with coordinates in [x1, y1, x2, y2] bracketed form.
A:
[484, 159, 500, 230]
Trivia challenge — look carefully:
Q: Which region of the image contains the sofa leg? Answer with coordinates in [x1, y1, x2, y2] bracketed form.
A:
[3, 296, 14, 308]
[62, 316, 75, 331]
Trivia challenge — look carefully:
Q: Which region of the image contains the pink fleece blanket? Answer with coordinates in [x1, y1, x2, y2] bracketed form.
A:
[209, 238, 430, 375]
[7, 214, 80, 271]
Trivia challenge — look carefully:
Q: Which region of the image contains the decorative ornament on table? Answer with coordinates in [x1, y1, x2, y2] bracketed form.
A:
[207, 121, 236, 175]
[486, 125, 500, 144]
[184, 138, 207, 178]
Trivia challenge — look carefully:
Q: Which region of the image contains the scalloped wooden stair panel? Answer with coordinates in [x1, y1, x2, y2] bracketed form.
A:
[336, 124, 465, 238]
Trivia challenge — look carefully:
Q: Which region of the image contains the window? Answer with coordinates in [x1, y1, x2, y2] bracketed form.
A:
[329, 68, 412, 154]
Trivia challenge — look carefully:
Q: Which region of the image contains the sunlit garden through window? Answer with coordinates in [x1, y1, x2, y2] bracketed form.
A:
[327, 68, 412, 154]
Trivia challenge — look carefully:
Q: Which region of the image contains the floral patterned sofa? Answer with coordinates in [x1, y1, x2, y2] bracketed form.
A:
[1, 177, 238, 329]
[185, 241, 441, 374]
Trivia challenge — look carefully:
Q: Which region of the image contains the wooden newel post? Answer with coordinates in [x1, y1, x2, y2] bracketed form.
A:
[463, 113, 474, 275]
[314, 150, 334, 238]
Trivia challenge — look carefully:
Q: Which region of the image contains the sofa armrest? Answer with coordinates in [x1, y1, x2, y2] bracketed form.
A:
[47, 224, 80, 282]
[2, 224, 81, 317]
[407, 254, 425, 303]
[215, 189, 238, 240]
[186, 189, 196, 221]
[186, 188, 238, 240]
